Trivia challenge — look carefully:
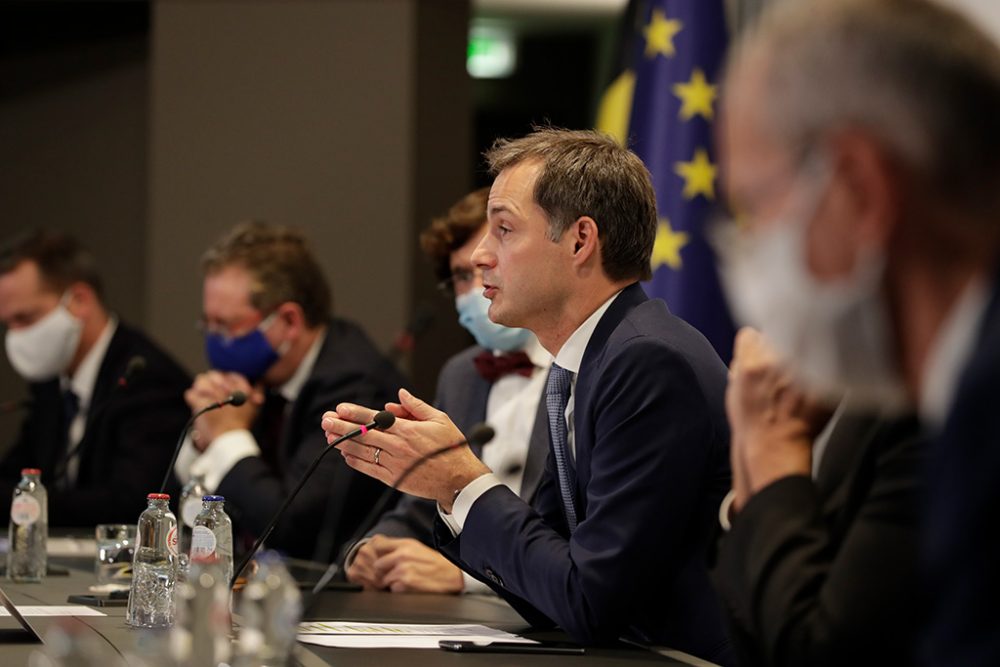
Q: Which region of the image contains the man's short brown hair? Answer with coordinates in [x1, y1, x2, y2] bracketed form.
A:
[485, 127, 657, 282]
[202, 221, 331, 326]
[419, 187, 490, 283]
[0, 230, 104, 300]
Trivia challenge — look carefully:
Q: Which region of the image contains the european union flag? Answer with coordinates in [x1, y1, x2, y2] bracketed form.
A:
[597, 0, 735, 362]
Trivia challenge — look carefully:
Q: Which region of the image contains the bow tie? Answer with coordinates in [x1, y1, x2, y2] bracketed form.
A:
[473, 350, 535, 383]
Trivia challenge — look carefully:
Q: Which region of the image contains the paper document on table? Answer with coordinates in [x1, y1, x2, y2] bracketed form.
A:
[297, 621, 536, 649]
[0, 605, 105, 617]
[47, 537, 97, 557]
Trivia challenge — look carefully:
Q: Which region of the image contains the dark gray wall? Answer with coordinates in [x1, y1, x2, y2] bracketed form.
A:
[0, 36, 150, 452]
[0, 0, 471, 454]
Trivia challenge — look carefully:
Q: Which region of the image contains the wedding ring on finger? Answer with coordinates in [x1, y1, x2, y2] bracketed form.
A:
[373, 447, 382, 465]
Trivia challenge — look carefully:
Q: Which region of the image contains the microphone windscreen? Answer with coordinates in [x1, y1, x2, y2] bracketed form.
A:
[373, 410, 395, 430]
[228, 391, 248, 407]
[467, 423, 495, 448]
[125, 355, 147, 377]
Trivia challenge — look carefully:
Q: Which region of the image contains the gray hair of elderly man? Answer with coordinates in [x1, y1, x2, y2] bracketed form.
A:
[724, 0, 1000, 227]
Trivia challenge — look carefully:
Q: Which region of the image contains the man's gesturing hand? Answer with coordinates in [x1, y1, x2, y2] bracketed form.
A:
[321, 388, 490, 512]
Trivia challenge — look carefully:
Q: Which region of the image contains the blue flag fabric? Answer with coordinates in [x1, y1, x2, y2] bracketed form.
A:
[607, 0, 735, 362]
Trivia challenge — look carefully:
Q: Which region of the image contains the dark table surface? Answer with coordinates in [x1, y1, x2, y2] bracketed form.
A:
[0, 557, 701, 666]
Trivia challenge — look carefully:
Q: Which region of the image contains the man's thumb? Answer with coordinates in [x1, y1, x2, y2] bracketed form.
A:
[398, 388, 436, 420]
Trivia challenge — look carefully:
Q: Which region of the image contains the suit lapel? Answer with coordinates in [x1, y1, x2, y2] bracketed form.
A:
[569, 282, 648, 511]
[519, 397, 550, 503]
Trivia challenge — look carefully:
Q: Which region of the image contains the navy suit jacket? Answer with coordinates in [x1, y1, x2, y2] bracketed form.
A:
[434, 283, 733, 662]
[924, 271, 1000, 666]
[0, 322, 191, 525]
[361, 344, 548, 546]
[216, 317, 407, 561]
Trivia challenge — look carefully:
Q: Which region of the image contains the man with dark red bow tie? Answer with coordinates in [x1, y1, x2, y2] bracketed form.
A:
[342, 188, 551, 594]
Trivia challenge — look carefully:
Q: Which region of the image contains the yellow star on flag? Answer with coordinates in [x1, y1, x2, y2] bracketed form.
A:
[651, 218, 689, 271]
[643, 8, 683, 59]
[672, 68, 717, 121]
[674, 148, 717, 200]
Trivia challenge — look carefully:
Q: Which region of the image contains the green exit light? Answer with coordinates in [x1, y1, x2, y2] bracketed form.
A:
[467, 25, 516, 78]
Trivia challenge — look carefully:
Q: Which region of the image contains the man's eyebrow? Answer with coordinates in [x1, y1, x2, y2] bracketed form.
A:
[487, 203, 513, 218]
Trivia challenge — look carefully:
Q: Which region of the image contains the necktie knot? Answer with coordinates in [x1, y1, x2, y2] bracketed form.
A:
[473, 350, 535, 383]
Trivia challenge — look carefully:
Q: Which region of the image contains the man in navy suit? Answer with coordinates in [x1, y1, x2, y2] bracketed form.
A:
[345, 188, 550, 594]
[714, 1, 1000, 664]
[324, 128, 733, 662]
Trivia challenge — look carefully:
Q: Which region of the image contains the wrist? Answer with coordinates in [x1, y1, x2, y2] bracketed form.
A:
[439, 463, 491, 513]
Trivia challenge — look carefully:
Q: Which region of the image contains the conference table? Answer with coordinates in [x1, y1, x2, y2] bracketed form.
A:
[0, 555, 706, 666]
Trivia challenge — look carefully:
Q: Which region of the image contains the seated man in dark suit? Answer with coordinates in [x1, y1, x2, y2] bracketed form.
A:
[324, 128, 733, 663]
[0, 230, 190, 525]
[173, 222, 406, 560]
[345, 188, 551, 594]
[710, 329, 923, 666]
[715, 1, 1000, 664]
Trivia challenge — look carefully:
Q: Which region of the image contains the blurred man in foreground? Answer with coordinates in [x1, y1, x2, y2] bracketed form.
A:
[714, 1, 1000, 663]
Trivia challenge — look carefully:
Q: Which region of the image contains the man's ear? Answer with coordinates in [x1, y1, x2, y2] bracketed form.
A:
[807, 131, 901, 278]
[568, 216, 600, 268]
[63, 282, 100, 320]
[275, 301, 307, 340]
[831, 130, 900, 249]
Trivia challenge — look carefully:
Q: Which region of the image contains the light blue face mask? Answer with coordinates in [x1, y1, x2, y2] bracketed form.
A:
[455, 287, 532, 352]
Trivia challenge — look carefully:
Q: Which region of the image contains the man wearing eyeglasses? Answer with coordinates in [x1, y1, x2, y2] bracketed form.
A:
[173, 221, 407, 560]
[344, 188, 551, 594]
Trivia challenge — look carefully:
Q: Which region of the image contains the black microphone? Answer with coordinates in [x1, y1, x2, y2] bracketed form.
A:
[230, 410, 397, 588]
[310, 422, 496, 595]
[158, 390, 248, 494]
[118, 355, 147, 389]
[388, 301, 435, 362]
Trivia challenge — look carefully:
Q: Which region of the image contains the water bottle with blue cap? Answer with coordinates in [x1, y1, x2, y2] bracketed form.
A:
[190, 495, 233, 587]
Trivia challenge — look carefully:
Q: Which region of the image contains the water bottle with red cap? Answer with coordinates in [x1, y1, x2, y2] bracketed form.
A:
[7, 468, 47, 582]
[126, 492, 179, 628]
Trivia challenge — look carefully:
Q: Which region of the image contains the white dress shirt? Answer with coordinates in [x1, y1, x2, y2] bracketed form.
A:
[440, 291, 622, 536]
[60, 317, 118, 485]
[174, 330, 326, 492]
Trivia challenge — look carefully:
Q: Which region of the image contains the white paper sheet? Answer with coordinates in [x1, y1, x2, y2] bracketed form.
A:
[0, 605, 106, 617]
[296, 621, 536, 650]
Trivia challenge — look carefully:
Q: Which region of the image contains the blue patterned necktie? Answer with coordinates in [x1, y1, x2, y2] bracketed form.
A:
[546, 363, 578, 532]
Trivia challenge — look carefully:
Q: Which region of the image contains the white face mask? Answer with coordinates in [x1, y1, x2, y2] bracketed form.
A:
[5, 297, 83, 382]
[715, 159, 908, 412]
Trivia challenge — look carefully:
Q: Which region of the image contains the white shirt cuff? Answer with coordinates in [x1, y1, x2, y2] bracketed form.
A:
[719, 489, 737, 532]
[189, 429, 261, 493]
[174, 435, 199, 486]
[462, 571, 493, 595]
[436, 473, 503, 536]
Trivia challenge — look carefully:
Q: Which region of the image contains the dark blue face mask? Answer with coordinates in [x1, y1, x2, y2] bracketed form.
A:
[204, 314, 280, 382]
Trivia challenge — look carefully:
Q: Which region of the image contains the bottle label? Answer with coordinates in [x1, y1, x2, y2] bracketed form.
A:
[166, 525, 179, 556]
[190, 525, 217, 558]
[181, 498, 202, 528]
[10, 495, 41, 526]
